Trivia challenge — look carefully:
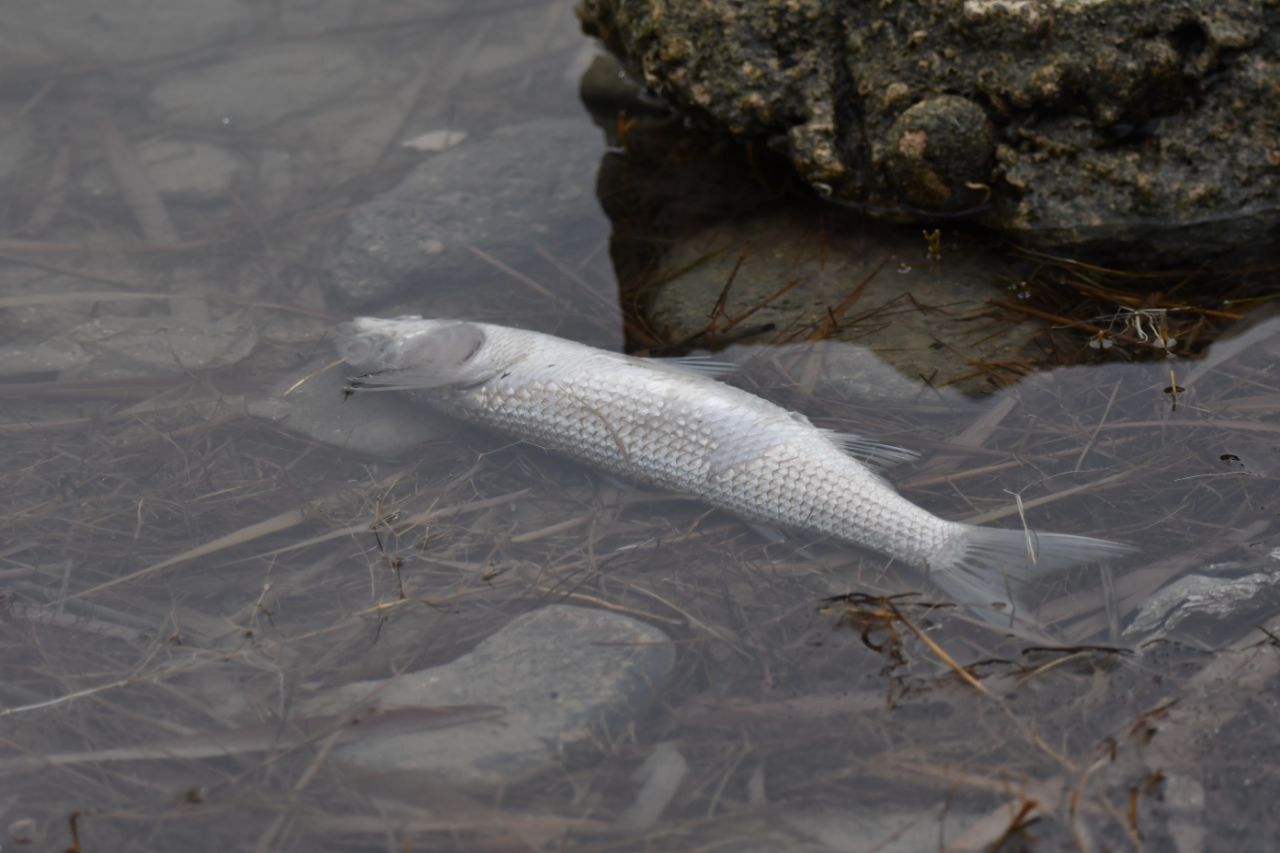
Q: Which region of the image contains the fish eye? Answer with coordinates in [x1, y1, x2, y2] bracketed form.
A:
[338, 336, 376, 365]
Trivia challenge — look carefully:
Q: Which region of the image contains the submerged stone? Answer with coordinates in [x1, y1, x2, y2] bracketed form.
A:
[0, 0, 254, 76]
[68, 315, 257, 378]
[248, 358, 448, 456]
[0, 340, 90, 379]
[306, 605, 675, 792]
[326, 119, 606, 306]
[646, 209, 1035, 394]
[148, 43, 378, 131]
[80, 139, 245, 202]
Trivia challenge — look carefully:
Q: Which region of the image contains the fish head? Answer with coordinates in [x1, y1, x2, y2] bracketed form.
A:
[337, 316, 498, 391]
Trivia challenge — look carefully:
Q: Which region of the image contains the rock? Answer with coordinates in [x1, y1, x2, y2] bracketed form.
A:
[0, 340, 90, 378]
[81, 139, 245, 201]
[578, 0, 1280, 259]
[0, 271, 108, 340]
[136, 140, 244, 200]
[298, 97, 415, 174]
[271, 0, 470, 37]
[255, 149, 294, 208]
[0, 0, 255, 77]
[578, 53, 661, 119]
[884, 96, 996, 212]
[68, 314, 257, 378]
[326, 118, 606, 306]
[0, 113, 35, 184]
[305, 605, 675, 792]
[247, 357, 448, 456]
[647, 209, 1035, 393]
[148, 43, 380, 131]
[716, 340, 973, 408]
[146, 39, 427, 180]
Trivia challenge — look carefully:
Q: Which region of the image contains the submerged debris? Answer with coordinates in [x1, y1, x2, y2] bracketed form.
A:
[1124, 562, 1280, 646]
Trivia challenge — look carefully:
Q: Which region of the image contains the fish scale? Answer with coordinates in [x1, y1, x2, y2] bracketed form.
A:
[337, 316, 1133, 624]
[464, 353, 951, 567]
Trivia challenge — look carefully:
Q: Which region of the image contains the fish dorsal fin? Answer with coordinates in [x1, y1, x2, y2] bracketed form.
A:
[819, 429, 920, 468]
[651, 353, 738, 380]
[783, 411, 918, 468]
[344, 322, 491, 392]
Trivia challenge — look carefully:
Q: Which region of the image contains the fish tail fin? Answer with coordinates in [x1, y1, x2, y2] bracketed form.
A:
[928, 525, 1136, 625]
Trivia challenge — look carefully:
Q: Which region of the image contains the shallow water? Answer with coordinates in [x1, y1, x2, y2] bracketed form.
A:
[1, 2, 1279, 851]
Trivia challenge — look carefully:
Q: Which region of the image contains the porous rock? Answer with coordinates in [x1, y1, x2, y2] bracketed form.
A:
[578, 0, 1280, 258]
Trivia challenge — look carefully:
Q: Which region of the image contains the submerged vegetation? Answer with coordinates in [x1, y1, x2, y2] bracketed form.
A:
[2, 253, 1277, 848]
[997, 246, 1278, 367]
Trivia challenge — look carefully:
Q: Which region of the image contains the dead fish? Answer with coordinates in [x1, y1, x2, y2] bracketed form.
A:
[337, 317, 1132, 624]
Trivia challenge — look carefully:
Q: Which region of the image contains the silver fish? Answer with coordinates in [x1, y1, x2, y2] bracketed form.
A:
[337, 317, 1132, 623]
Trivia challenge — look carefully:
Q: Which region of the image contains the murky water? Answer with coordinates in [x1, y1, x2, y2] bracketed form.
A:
[1, 2, 1278, 851]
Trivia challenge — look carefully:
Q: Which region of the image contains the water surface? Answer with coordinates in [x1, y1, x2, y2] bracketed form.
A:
[1, 2, 1278, 850]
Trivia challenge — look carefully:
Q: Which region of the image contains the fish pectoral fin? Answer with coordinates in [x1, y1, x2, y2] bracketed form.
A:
[820, 430, 920, 468]
[652, 353, 738, 380]
[344, 371, 461, 392]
